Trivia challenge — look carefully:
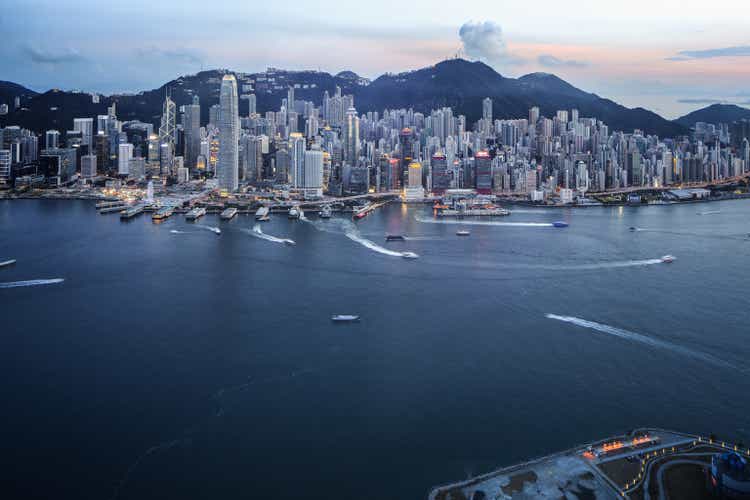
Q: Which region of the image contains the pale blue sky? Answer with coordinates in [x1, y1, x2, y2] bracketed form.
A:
[2, 0, 749, 117]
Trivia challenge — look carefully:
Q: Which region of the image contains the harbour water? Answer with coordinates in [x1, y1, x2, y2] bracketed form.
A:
[1, 199, 749, 499]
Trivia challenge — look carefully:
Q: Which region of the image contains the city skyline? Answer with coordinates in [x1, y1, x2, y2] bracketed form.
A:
[2, 0, 750, 118]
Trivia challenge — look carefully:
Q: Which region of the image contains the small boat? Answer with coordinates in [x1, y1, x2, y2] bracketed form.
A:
[629, 226, 637, 232]
[553, 221, 569, 228]
[385, 234, 406, 242]
[209, 227, 221, 235]
[660, 255, 676, 264]
[283, 239, 296, 246]
[401, 252, 419, 259]
[319, 205, 332, 218]
[331, 314, 360, 322]
[288, 206, 300, 219]
[0, 259, 17, 268]
[456, 230, 470, 236]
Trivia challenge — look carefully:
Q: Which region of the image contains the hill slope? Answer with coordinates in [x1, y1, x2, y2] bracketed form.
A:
[674, 103, 750, 127]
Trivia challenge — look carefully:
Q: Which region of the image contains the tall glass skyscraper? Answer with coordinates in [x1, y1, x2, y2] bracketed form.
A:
[218, 74, 239, 192]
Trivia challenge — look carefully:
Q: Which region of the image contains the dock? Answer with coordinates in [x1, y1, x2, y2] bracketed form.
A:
[99, 205, 128, 214]
[120, 205, 145, 219]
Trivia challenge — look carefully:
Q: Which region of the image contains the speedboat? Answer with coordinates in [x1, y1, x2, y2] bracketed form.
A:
[660, 255, 676, 264]
[553, 221, 569, 228]
[401, 252, 419, 259]
[0, 259, 16, 268]
[386, 234, 406, 242]
[331, 314, 360, 322]
[208, 226, 221, 235]
[456, 230, 470, 236]
[283, 239, 296, 246]
[288, 206, 300, 219]
[629, 226, 637, 232]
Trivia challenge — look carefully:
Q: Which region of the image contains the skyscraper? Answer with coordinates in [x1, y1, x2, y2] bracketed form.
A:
[118, 143, 133, 176]
[482, 97, 492, 122]
[217, 74, 239, 192]
[343, 107, 359, 164]
[158, 92, 176, 175]
[184, 95, 201, 170]
[73, 118, 94, 147]
[302, 149, 323, 199]
[290, 133, 306, 188]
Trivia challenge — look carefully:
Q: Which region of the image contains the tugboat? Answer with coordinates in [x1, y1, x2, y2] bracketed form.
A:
[331, 314, 360, 322]
[319, 205, 332, 218]
[288, 206, 300, 219]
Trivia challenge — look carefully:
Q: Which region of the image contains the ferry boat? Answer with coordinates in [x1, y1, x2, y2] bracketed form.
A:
[220, 207, 238, 220]
[120, 205, 144, 219]
[661, 255, 676, 264]
[186, 207, 206, 220]
[152, 207, 173, 221]
[319, 205, 332, 218]
[0, 259, 16, 268]
[456, 230, 470, 236]
[255, 206, 270, 220]
[331, 314, 360, 322]
[288, 206, 301, 219]
[438, 207, 511, 217]
[401, 252, 419, 259]
[385, 234, 406, 242]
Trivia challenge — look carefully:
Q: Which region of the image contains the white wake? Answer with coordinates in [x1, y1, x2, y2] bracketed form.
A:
[545, 314, 736, 369]
[0, 278, 65, 289]
[416, 215, 553, 227]
[244, 225, 295, 245]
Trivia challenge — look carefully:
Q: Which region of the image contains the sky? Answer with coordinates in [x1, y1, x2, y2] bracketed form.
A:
[2, 0, 750, 118]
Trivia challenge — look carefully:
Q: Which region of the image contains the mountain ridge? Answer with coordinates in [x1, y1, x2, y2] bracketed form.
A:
[0, 58, 702, 138]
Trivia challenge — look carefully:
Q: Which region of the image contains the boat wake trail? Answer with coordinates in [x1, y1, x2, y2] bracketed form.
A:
[169, 229, 187, 234]
[243, 225, 295, 245]
[303, 217, 417, 258]
[0, 278, 64, 289]
[545, 314, 737, 369]
[111, 439, 187, 500]
[558, 258, 663, 270]
[344, 230, 411, 257]
[197, 225, 221, 234]
[415, 215, 553, 227]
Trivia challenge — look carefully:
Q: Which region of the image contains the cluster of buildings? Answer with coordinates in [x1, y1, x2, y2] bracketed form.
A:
[2, 71, 750, 204]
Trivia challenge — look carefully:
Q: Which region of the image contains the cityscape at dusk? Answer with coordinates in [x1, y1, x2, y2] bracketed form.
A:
[2, 2, 750, 499]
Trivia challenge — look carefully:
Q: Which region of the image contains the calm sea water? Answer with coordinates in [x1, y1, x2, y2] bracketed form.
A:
[1, 199, 749, 499]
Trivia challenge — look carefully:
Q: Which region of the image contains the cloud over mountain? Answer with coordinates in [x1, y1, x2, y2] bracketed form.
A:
[459, 21, 524, 68]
